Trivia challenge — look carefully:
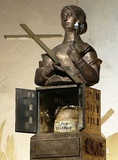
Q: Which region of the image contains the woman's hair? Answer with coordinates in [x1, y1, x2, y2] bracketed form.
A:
[61, 5, 87, 34]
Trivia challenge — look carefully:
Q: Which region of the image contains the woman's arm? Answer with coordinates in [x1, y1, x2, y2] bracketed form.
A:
[34, 54, 55, 86]
[67, 46, 102, 86]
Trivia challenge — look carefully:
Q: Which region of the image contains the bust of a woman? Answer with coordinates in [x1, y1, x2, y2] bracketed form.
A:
[35, 5, 102, 86]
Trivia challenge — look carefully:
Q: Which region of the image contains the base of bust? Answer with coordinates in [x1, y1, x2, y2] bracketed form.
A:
[30, 132, 106, 160]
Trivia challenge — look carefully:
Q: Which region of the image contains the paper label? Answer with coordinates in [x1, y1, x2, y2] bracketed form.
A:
[54, 120, 78, 132]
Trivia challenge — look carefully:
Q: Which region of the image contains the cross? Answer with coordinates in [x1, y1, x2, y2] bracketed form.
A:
[101, 108, 114, 140]
[4, 24, 83, 85]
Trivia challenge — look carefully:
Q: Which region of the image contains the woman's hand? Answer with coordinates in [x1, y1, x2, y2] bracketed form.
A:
[67, 45, 81, 63]
[53, 62, 64, 71]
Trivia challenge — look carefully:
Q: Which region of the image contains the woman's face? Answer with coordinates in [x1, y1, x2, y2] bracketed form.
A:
[61, 9, 77, 31]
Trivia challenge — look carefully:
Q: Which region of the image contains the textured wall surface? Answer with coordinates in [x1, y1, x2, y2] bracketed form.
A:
[0, 0, 118, 159]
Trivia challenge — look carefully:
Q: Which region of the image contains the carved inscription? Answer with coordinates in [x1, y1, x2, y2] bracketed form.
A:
[85, 138, 105, 157]
[33, 138, 80, 158]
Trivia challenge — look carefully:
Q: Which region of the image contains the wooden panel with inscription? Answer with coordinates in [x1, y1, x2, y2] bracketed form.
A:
[31, 133, 80, 159]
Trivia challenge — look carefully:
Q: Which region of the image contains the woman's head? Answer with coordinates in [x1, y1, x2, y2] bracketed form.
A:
[61, 5, 87, 34]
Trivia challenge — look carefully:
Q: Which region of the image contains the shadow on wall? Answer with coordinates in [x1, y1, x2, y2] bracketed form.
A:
[0, 120, 15, 160]
[107, 132, 118, 160]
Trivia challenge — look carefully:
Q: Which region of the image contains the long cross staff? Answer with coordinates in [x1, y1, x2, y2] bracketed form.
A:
[20, 24, 83, 84]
